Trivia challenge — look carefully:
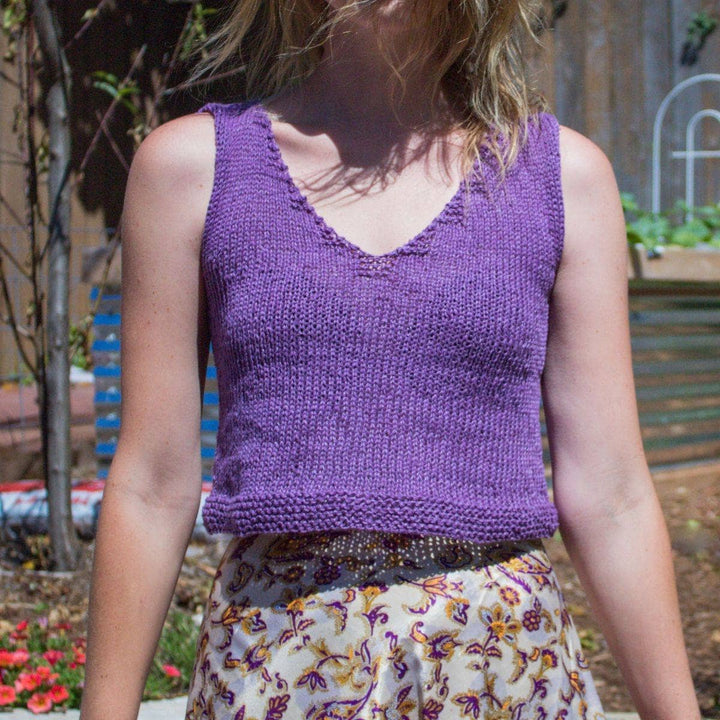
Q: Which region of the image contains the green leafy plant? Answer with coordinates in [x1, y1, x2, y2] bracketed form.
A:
[622, 192, 720, 256]
[1, 0, 27, 61]
[577, 627, 600, 652]
[681, 11, 719, 66]
[179, 4, 218, 62]
[91, 71, 141, 115]
[69, 318, 93, 370]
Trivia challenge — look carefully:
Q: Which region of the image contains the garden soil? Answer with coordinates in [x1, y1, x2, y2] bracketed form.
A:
[1, 465, 718, 717]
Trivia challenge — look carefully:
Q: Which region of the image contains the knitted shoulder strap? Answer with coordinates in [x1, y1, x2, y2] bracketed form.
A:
[196, 99, 258, 176]
[525, 111, 565, 270]
[539, 112, 564, 262]
[195, 101, 259, 249]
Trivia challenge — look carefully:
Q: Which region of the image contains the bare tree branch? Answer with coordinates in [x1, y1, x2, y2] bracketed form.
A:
[145, 5, 196, 130]
[22, 12, 45, 389]
[77, 44, 147, 178]
[96, 109, 130, 173]
[0, 190, 29, 226]
[0, 255, 37, 378]
[0, 234, 31, 279]
[0, 68, 20, 87]
[62, 0, 115, 52]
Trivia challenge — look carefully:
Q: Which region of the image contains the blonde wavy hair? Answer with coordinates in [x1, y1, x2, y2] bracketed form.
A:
[192, 0, 549, 178]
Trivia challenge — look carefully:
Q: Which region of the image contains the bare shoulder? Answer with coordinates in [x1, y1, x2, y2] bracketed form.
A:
[123, 112, 216, 251]
[555, 124, 625, 268]
[129, 112, 216, 191]
[557, 124, 616, 196]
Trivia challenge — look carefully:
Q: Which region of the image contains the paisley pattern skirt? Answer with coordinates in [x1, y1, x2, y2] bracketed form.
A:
[185, 529, 606, 720]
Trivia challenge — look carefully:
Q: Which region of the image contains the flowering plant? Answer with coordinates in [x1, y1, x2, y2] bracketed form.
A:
[0, 611, 195, 712]
[0, 619, 84, 713]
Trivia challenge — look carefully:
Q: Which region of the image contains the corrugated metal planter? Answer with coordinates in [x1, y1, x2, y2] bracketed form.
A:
[629, 244, 720, 281]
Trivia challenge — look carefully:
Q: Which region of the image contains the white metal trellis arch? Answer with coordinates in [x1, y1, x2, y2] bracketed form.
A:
[651, 73, 720, 217]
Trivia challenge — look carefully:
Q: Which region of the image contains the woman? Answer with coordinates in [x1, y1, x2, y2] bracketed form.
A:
[80, 1, 701, 719]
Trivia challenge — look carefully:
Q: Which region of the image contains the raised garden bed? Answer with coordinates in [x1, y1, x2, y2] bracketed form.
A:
[629, 244, 720, 281]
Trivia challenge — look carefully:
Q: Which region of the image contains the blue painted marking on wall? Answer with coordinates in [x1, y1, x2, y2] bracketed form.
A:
[94, 366, 121, 377]
[90, 287, 121, 302]
[95, 391, 122, 404]
[92, 339, 121, 352]
[96, 442, 117, 456]
[96, 417, 121, 429]
[93, 313, 121, 326]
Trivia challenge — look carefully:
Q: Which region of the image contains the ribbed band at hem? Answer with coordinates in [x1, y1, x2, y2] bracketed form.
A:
[202, 491, 559, 546]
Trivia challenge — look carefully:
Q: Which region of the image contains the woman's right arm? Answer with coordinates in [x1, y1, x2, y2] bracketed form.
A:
[79, 112, 216, 720]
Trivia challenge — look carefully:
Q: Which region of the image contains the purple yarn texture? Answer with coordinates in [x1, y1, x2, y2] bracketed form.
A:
[196, 100, 564, 544]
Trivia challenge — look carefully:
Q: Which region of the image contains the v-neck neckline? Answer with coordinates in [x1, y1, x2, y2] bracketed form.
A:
[255, 102, 478, 261]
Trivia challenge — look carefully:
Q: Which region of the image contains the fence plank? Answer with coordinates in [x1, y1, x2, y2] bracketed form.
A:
[609, 0, 647, 195]
[583, 1, 612, 152]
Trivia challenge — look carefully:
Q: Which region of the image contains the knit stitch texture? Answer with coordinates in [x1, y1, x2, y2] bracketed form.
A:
[197, 100, 564, 544]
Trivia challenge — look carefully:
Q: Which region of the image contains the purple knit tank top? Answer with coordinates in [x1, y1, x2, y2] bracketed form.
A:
[198, 100, 564, 544]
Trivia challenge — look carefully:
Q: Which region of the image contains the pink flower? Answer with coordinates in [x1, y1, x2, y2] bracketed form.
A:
[26, 692, 53, 714]
[162, 663, 181, 678]
[0, 650, 15, 668]
[42, 650, 64, 666]
[34, 666, 59, 684]
[0, 685, 17, 706]
[49, 685, 69, 703]
[12, 649, 30, 666]
[11, 619, 29, 641]
[15, 672, 41, 693]
[72, 647, 86, 665]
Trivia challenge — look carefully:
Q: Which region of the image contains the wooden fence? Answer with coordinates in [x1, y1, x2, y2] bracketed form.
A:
[532, 0, 720, 211]
[625, 279, 720, 468]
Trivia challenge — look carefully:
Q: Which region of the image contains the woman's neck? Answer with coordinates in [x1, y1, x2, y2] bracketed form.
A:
[274, 13, 457, 136]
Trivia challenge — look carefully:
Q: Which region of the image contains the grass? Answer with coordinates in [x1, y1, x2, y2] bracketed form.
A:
[144, 609, 199, 700]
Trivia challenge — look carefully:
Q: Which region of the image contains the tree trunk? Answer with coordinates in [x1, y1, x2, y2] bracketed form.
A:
[33, 0, 79, 570]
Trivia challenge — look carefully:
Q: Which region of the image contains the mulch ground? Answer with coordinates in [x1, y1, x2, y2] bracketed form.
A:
[1, 464, 718, 717]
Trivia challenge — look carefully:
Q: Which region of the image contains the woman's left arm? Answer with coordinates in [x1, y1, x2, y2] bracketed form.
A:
[540, 125, 702, 720]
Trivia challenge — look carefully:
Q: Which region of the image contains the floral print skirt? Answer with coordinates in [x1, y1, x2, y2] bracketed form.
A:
[185, 529, 606, 720]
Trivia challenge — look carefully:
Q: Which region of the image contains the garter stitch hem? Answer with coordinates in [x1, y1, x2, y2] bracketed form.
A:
[196, 100, 565, 545]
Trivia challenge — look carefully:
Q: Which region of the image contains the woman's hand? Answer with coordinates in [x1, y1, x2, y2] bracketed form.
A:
[540, 125, 702, 720]
[80, 111, 215, 720]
